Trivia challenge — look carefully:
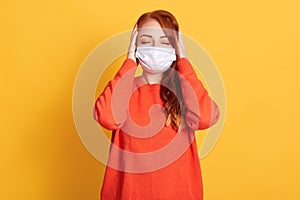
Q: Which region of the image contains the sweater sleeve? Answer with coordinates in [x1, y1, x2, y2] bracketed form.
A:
[177, 58, 220, 130]
[94, 58, 137, 130]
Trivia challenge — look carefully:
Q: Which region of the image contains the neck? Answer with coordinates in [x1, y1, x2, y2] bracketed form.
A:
[141, 71, 163, 85]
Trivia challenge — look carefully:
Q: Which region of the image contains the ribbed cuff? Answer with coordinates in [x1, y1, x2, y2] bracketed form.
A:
[177, 57, 193, 75]
[116, 58, 137, 77]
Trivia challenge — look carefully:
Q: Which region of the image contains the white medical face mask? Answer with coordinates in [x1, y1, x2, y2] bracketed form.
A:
[135, 46, 177, 73]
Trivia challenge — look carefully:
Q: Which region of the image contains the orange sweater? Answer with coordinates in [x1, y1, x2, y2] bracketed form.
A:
[94, 58, 220, 200]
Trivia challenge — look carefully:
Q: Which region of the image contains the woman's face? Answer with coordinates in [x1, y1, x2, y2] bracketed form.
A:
[137, 19, 173, 49]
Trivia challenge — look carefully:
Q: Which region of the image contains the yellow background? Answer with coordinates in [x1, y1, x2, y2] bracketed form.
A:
[1, 0, 300, 199]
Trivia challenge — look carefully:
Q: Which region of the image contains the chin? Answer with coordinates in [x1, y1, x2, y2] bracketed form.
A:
[141, 65, 166, 74]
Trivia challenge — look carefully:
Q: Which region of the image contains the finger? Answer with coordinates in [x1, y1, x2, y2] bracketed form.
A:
[129, 29, 138, 52]
[133, 23, 137, 29]
[179, 33, 185, 48]
[132, 23, 138, 34]
[132, 27, 138, 38]
[131, 28, 138, 42]
[132, 31, 138, 48]
[178, 31, 186, 57]
[178, 31, 183, 43]
[130, 24, 138, 40]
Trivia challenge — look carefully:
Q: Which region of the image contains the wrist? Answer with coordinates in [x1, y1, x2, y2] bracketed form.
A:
[127, 55, 137, 63]
[177, 57, 191, 73]
[178, 56, 189, 62]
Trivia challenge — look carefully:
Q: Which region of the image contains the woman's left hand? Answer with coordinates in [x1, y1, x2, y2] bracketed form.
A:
[178, 31, 187, 58]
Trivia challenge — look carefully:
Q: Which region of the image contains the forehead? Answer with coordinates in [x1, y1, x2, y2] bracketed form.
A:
[138, 20, 167, 37]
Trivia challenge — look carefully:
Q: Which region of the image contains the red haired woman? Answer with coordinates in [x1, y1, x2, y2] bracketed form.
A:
[94, 10, 220, 200]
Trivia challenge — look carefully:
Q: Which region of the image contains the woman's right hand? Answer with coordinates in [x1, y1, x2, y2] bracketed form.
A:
[127, 24, 138, 62]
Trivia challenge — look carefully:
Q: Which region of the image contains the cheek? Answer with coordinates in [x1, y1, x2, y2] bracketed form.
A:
[159, 43, 172, 48]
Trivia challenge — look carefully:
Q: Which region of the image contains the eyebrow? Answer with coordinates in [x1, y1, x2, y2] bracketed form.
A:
[140, 34, 152, 38]
[139, 34, 168, 38]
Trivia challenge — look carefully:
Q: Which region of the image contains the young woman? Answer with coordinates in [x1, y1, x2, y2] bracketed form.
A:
[94, 10, 220, 200]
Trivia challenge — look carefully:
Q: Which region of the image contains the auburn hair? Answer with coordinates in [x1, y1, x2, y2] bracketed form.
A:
[136, 10, 186, 130]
